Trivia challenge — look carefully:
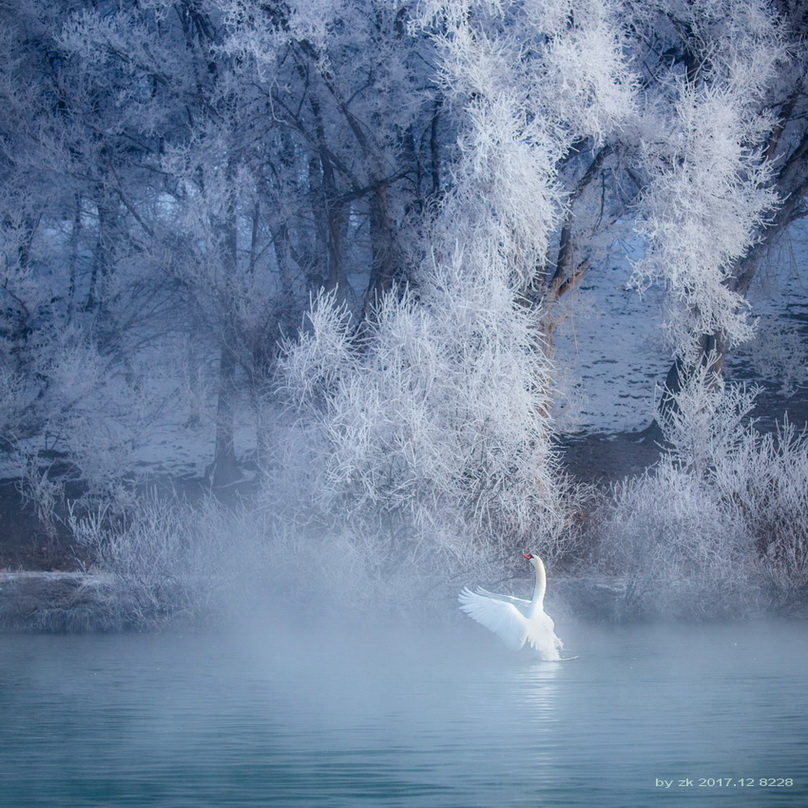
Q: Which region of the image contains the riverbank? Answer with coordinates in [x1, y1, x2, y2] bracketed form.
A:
[0, 572, 118, 632]
[2, 419, 807, 632]
[1, 431, 659, 571]
[0, 568, 637, 632]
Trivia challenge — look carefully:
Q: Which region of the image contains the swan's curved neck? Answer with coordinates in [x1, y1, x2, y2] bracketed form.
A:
[530, 557, 547, 612]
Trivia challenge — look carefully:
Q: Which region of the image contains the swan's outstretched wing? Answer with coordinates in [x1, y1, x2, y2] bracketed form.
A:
[473, 586, 531, 611]
[458, 587, 528, 651]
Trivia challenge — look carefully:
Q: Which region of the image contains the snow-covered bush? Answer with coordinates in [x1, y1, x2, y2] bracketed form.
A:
[595, 370, 808, 617]
[712, 422, 808, 609]
[69, 491, 238, 629]
[653, 357, 759, 475]
[597, 463, 760, 620]
[67, 477, 480, 623]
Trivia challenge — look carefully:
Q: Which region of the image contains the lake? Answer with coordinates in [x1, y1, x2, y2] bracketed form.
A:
[1, 616, 806, 806]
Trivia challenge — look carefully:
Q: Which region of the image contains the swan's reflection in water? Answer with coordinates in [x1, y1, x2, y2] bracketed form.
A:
[513, 658, 563, 768]
[517, 656, 561, 689]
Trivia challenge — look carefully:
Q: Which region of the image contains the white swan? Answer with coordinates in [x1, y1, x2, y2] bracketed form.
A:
[459, 553, 563, 660]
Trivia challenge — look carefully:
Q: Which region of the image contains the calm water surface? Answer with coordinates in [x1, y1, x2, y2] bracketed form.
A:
[1, 617, 806, 806]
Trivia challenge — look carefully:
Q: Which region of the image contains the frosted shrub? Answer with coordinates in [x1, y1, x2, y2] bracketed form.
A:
[268, 252, 582, 609]
[712, 423, 808, 608]
[598, 463, 760, 620]
[655, 358, 758, 475]
[659, 368, 808, 607]
[275, 291, 358, 412]
[598, 371, 808, 618]
[69, 491, 251, 629]
[19, 459, 64, 543]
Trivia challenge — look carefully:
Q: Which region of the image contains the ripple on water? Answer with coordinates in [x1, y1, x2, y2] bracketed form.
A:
[0, 620, 807, 806]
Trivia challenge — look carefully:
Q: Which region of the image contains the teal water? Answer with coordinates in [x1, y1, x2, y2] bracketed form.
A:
[1, 618, 806, 806]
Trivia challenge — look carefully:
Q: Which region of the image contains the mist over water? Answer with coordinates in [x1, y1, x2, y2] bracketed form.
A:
[1, 616, 807, 807]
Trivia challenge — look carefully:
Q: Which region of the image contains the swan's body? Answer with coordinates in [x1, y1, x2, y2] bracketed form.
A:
[459, 554, 563, 660]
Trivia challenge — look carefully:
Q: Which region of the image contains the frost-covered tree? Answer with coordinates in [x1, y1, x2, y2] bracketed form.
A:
[418, 0, 639, 329]
[216, 0, 440, 304]
[625, 0, 805, 422]
[46, 0, 444, 487]
[0, 2, 212, 501]
[428, 0, 805, 412]
[271, 0, 634, 576]
[0, 2, 166, 497]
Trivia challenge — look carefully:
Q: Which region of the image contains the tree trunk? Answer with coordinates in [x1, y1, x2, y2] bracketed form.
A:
[86, 182, 117, 311]
[211, 160, 243, 490]
[430, 94, 443, 200]
[643, 332, 726, 441]
[364, 183, 396, 310]
[210, 337, 242, 489]
[67, 194, 82, 324]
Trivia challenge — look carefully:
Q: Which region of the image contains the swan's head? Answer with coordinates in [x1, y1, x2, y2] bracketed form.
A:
[522, 553, 544, 570]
